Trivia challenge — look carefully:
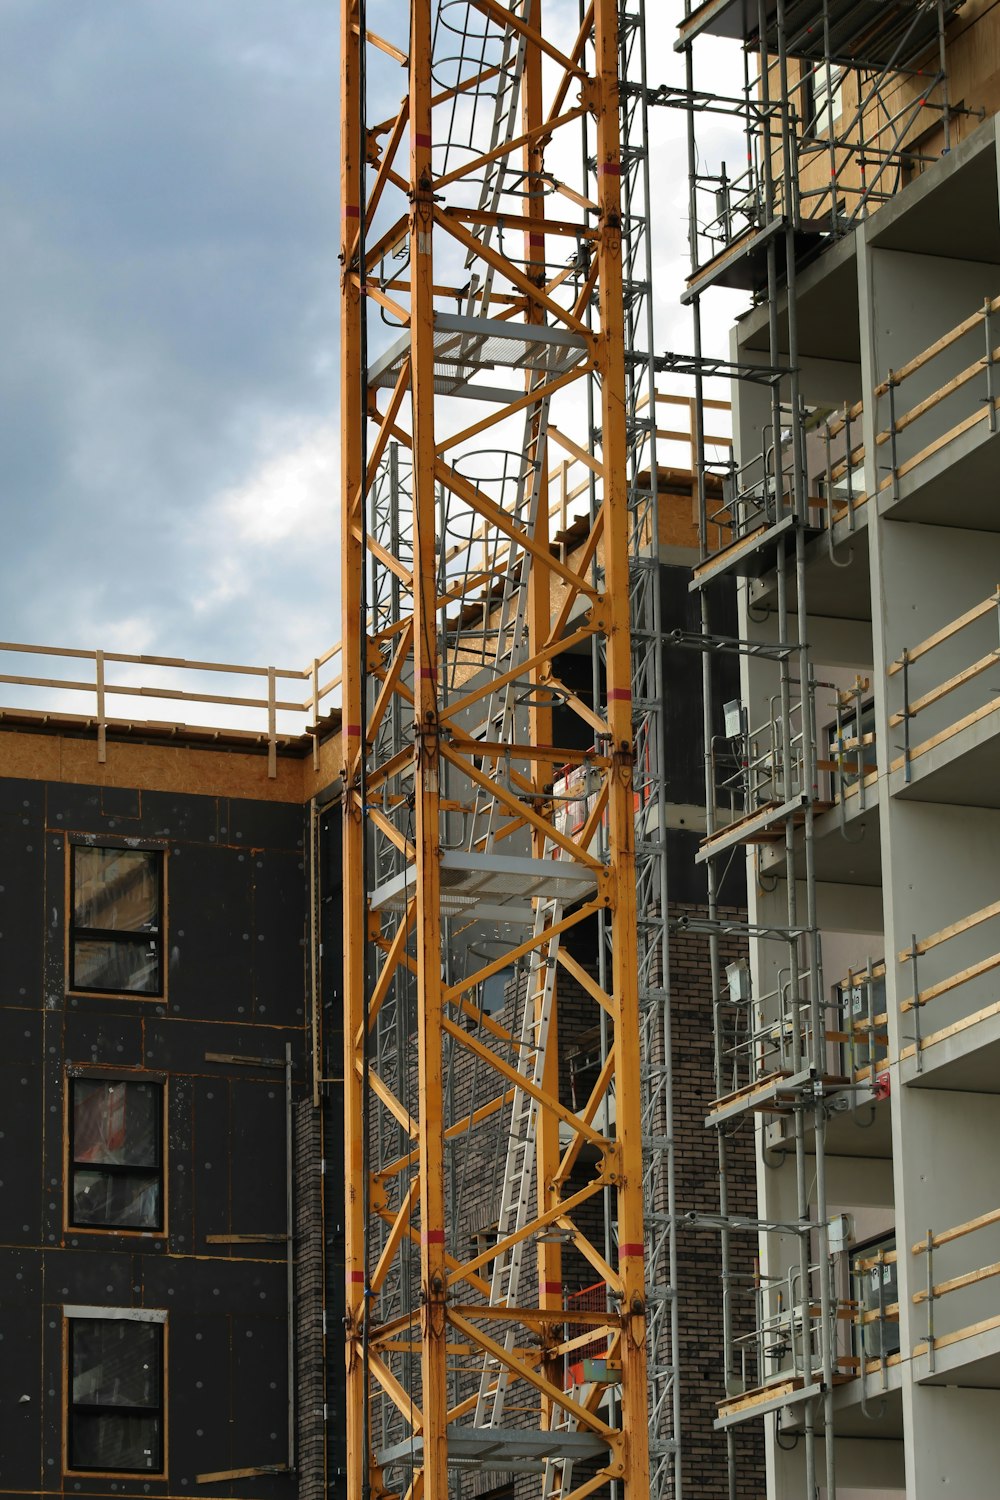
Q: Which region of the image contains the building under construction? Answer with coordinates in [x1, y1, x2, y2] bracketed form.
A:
[3, 2, 1000, 1499]
[678, 0, 1000, 1496]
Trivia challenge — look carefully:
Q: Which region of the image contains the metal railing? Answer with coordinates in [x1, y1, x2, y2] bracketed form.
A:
[852, 1238, 900, 1382]
[707, 402, 857, 556]
[729, 1261, 854, 1397]
[709, 679, 872, 851]
[713, 976, 836, 1107]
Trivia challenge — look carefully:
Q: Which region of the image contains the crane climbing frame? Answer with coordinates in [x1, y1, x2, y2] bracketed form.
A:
[340, 2, 654, 1497]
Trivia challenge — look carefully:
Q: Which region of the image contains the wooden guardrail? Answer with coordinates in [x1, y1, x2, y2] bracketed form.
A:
[810, 297, 1000, 522]
[911, 1208, 1000, 1369]
[0, 637, 343, 777]
[876, 295, 1000, 501]
[897, 895, 1000, 1062]
[826, 399, 867, 507]
[835, 959, 889, 1082]
[887, 589, 1000, 777]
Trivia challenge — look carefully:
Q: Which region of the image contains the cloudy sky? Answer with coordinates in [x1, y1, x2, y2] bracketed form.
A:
[1, 2, 741, 691]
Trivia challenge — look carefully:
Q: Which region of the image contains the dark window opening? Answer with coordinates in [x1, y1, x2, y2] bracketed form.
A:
[68, 1316, 164, 1472]
[70, 1078, 163, 1231]
[71, 845, 163, 994]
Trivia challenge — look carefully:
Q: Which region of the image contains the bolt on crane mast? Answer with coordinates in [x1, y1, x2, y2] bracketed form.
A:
[340, 2, 658, 1496]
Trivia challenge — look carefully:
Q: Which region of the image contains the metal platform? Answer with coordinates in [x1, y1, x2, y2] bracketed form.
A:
[690, 512, 820, 591]
[715, 1377, 825, 1430]
[707, 1067, 850, 1126]
[367, 312, 588, 403]
[683, 217, 827, 304]
[695, 792, 812, 865]
[370, 850, 600, 923]
[376, 1424, 610, 1474]
[677, 0, 963, 69]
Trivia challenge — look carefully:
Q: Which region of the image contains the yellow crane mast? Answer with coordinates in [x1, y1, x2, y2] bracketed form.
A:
[340, 2, 652, 1494]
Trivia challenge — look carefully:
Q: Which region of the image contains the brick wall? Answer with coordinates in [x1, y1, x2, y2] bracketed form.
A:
[295, 1097, 326, 1500]
[671, 905, 764, 1499]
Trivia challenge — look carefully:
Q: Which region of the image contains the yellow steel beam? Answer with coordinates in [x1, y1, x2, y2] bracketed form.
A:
[592, 1, 651, 1488]
[341, 2, 652, 1493]
[338, 3, 367, 1498]
[407, 3, 450, 1490]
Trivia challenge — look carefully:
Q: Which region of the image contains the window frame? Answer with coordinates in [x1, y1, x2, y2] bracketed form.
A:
[65, 1070, 167, 1237]
[63, 1307, 167, 1477]
[803, 62, 844, 139]
[67, 839, 166, 999]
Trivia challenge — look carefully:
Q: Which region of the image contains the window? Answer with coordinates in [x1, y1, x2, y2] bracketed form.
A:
[480, 964, 515, 1015]
[70, 844, 163, 994]
[67, 1312, 164, 1472]
[805, 64, 843, 138]
[69, 1078, 163, 1230]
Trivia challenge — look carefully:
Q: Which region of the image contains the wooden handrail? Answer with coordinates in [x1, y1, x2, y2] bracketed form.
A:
[879, 399, 1000, 494]
[828, 447, 865, 485]
[0, 673, 303, 715]
[913, 1261, 1000, 1305]
[836, 960, 886, 991]
[855, 1303, 899, 1326]
[898, 896, 1000, 963]
[887, 592, 999, 676]
[0, 634, 349, 741]
[657, 426, 732, 447]
[654, 392, 730, 413]
[875, 344, 1000, 449]
[913, 1206, 1000, 1255]
[0, 638, 309, 680]
[900, 949, 1000, 1014]
[854, 1248, 897, 1272]
[873, 294, 1000, 397]
[887, 649, 1000, 727]
[825, 398, 864, 440]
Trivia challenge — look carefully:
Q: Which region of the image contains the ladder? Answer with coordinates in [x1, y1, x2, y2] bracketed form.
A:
[540, 1352, 612, 1500]
[474, 885, 563, 1426]
[459, 0, 530, 321]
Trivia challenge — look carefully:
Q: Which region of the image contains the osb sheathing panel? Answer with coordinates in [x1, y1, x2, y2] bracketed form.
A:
[658, 483, 705, 552]
[0, 725, 345, 804]
[792, 2, 1000, 217]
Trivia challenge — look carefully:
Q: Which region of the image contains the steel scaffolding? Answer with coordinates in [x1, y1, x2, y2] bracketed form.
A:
[675, 2, 961, 1497]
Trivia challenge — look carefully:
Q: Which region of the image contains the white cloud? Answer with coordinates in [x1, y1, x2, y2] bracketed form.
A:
[166, 415, 344, 681]
[218, 417, 341, 547]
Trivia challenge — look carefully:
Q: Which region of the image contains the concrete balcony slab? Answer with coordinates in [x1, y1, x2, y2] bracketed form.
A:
[879, 417, 1000, 534]
[890, 698, 1000, 808]
[901, 999, 1000, 1094]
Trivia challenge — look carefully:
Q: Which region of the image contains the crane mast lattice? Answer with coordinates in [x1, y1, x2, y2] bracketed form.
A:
[340, 2, 673, 1494]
